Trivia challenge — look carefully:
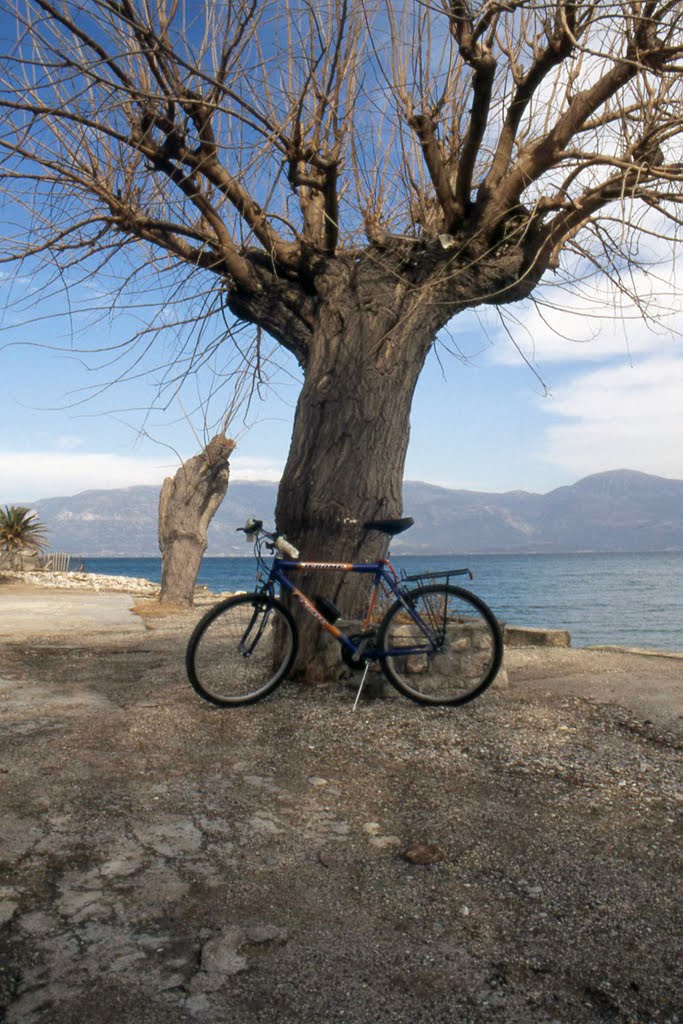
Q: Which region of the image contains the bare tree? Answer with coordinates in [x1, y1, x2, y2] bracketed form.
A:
[1, 0, 681, 669]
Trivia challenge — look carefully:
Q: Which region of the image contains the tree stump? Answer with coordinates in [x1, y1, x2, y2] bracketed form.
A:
[158, 435, 236, 606]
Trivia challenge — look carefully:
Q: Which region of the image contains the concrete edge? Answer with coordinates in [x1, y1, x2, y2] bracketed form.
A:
[503, 625, 571, 648]
[583, 645, 683, 661]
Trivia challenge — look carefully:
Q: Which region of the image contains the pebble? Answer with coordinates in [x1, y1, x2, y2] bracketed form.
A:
[402, 842, 446, 865]
[308, 776, 329, 787]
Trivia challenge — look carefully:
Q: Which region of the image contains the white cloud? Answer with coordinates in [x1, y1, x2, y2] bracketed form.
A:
[0, 450, 284, 503]
[0, 452, 174, 503]
[488, 264, 682, 367]
[540, 354, 683, 480]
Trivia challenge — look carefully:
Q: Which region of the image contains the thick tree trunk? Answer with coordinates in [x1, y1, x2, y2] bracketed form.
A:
[158, 435, 236, 606]
[262, 239, 547, 680]
[275, 260, 441, 678]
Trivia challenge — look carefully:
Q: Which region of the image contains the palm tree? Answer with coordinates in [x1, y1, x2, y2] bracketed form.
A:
[0, 506, 48, 570]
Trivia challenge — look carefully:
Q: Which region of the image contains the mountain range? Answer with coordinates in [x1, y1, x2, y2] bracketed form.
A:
[24, 469, 683, 556]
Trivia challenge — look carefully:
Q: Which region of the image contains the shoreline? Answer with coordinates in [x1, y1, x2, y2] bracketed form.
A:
[0, 568, 161, 596]
[2, 569, 682, 658]
[79, 549, 683, 557]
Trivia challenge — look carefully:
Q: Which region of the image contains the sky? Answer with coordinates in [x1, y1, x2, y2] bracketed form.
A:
[1, 249, 681, 505]
[0, 5, 681, 506]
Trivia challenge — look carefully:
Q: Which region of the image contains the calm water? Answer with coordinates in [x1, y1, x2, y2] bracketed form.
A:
[83, 552, 682, 652]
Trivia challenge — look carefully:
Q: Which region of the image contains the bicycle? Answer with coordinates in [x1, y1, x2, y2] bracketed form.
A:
[186, 517, 504, 709]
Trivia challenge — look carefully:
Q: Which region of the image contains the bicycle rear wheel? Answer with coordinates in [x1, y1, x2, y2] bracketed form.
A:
[378, 584, 503, 706]
[186, 593, 297, 706]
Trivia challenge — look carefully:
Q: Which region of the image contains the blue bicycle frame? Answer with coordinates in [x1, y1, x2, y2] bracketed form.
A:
[260, 556, 470, 662]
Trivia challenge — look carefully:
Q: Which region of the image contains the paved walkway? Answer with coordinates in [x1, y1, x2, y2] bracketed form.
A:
[506, 646, 683, 729]
[0, 584, 145, 637]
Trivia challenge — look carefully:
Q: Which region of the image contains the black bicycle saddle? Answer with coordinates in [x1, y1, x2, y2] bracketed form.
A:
[363, 517, 414, 536]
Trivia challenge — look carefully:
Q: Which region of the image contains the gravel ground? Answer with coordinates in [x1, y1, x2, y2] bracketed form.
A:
[0, 611, 681, 1024]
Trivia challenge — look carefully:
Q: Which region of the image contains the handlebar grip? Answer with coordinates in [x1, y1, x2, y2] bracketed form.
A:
[274, 536, 299, 559]
[237, 517, 263, 534]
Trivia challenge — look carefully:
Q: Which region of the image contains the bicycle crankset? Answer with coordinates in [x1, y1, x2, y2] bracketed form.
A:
[341, 632, 376, 671]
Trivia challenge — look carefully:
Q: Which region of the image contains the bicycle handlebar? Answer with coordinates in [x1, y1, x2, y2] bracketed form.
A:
[272, 536, 299, 558]
[236, 519, 300, 560]
[236, 517, 263, 534]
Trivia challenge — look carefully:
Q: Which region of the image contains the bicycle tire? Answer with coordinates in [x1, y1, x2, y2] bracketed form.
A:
[378, 584, 503, 706]
[186, 593, 298, 707]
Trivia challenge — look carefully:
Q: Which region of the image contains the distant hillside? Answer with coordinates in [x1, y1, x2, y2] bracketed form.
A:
[25, 469, 683, 556]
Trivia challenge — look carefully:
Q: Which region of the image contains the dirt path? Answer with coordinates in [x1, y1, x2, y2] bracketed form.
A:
[1, 618, 681, 1024]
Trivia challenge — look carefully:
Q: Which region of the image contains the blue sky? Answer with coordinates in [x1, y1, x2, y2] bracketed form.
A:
[1, 251, 681, 504]
[0, 4, 681, 505]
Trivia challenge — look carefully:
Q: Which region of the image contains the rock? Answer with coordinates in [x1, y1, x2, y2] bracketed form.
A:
[185, 993, 211, 1016]
[362, 822, 382, 835]
[0, 899, 18, 926]
[328, 820, 351, 835]
[1, 569, 160, 595]
[158, 973, 187, 992]
[369, 835, 402, 850]
[99, 854, 143, 878]
[305, 661, 327, 685]
[17, 910, 56, 935]
[494, 665, 509, 689]
[132, 819, 203, 857]
[198, 927, 248, 979]
[57, 887, 106, 920]
[402, 842, 446, 865]
[5, 984, 71, 1023]
[248, 812, 285, 834]
[308, 776, 328, 787]
[245, 924, 288, 944]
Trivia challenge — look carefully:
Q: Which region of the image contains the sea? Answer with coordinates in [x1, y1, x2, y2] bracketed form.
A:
[82, 551, 683, 653]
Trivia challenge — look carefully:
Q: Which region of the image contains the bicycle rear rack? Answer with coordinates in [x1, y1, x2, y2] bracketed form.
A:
[400, 567, 474, 584]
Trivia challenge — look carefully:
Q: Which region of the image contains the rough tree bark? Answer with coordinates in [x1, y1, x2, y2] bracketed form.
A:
[158, 434, 236, 606]
[271, 264, 424, 673]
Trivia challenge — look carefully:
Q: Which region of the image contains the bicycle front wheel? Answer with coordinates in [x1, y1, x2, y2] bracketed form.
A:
[186, 593, 297, 706]
[378, 585, 503, 706]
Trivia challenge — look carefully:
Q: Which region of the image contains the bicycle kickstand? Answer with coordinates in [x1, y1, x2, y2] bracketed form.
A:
[352, 663, 371, 712]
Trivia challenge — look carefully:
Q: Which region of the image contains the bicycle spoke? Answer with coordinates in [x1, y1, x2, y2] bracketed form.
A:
[186, 595, 296, 706]
[379, 585, 503, 706]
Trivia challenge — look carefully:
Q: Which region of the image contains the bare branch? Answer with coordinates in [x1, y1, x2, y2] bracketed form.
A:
[442, 0, 498, 217]
[0, 0, 681, 369]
